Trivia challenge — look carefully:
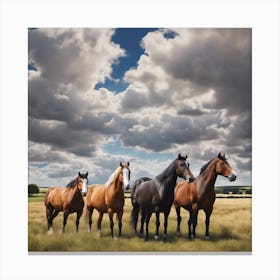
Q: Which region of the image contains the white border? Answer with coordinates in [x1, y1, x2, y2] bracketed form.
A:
[1, 1, 279, 280]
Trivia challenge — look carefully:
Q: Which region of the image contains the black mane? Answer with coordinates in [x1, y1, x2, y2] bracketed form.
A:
[199, 159, 214, 175]
[200, 153, 227, 175]
[66, 177, 78, 188]
[156, 159, 176, 182]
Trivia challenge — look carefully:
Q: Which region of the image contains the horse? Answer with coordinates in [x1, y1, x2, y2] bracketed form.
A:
[131, 154, 194, 241]
[85, 162, 130, 238]
[174, 153, 237, 240]
[44, 172, 89, 234]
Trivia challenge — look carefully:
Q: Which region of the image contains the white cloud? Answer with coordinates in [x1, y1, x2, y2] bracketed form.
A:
[28, 28, 252, 186]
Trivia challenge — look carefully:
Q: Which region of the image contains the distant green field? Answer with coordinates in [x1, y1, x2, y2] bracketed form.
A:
[28, 186, 252, 203]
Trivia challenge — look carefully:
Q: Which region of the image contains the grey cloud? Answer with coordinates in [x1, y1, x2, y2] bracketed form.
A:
[160, 28, 252, 116]
[121, 113, 224, 152]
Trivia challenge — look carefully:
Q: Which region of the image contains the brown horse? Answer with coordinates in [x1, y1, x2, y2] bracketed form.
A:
[85, 162, 130, 238]
[174, 153, 237, 240]
[44, 172, 88, 234]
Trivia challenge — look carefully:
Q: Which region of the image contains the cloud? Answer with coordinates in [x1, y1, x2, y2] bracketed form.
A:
[28, 28, 252, 186]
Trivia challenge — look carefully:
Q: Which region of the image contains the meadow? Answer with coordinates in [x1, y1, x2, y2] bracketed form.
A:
[28, 197, 252, 252]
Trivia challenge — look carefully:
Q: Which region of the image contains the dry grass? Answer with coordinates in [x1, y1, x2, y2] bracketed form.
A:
[28, 198, 251, 252]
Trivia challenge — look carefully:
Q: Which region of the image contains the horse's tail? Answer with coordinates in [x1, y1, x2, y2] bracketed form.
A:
[44, 187, 51, 206]
[130, 178, 149, 231]
[131, 201, 140, 232]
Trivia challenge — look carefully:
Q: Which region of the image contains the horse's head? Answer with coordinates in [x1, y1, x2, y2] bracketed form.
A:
[78, 171, 89, 196]
[215, 153, 237, 182]
[176, 154, 194, 183]
[119, 162, 131, 189]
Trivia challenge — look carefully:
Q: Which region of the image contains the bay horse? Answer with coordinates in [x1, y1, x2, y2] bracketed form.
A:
[85, 162, 130, 238]
[44, 172, 88, 234]
[131, 154, 194, 241]
[174, 153, 237, 240]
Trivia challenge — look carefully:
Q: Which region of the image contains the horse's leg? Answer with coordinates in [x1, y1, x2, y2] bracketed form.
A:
[46, 205, 54, 233]
[190, 204, 198, 240]
[154, 209, 160, 240]
[97, 212, 103, 237]
[49, 210, 59, 232]
[163, 208, 171, 242]
[140, 208, 146, 238]
[188, 210, 192, 239]
[145, 211, 152, 241]
[117, 209, 123, 237]
[86, 207, 94, 233]
[75, 210, 83, 234]
[205, 207, 213, 240]
[175, 206, 181, 237]
[192, 210, 198, 239]
[108, 208, 114, 238]
[62, 209, 70, 233]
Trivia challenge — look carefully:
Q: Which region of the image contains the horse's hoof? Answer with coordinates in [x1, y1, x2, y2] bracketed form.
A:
[176, 231, 181, 237]
[205, 235, 210, 240]
[163, 234, 167, 242]
[189, 234, 194, 240]
[154, 235, 159, 240]
[47, 229, 53, 235]
[144, 236, 149, 241]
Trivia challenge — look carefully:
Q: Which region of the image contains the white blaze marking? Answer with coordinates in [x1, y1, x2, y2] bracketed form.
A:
[82, 178, 88, 193]
[122, 168, 130, 188]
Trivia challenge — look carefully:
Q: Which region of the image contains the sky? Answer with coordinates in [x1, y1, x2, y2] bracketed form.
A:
[28, 28, 252, 187]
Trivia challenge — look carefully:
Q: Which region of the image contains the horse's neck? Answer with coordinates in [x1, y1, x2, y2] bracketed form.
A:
[198, 161, 217, 195]
[108, 172, 123, 194]
[70, 184, 82, 200]
[156, 163, 177, 191]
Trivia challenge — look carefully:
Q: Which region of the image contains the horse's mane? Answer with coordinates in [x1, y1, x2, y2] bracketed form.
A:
[105, 166, 121, 188]
[156, 159, 176, 182]
[200, 154, 226, 175]
[199, 159, 214, 175]
[66, 177, 78, 188]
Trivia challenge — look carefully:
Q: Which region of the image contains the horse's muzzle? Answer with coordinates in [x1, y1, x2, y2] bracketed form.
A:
[229, 174, 237, 182]
[124, 184, 130, 190]
[82, 192, 87, 197]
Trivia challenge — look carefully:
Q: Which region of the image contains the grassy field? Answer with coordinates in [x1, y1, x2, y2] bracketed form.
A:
[28, 197, 251, 252]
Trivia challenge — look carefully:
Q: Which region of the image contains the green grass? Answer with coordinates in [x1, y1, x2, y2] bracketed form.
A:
[28, 198, 251, 252]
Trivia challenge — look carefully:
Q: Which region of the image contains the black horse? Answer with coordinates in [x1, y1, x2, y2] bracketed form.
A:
[130, 154, 194, 241]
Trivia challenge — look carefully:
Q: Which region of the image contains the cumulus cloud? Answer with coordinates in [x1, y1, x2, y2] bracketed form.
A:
[28, 28, 252, 186]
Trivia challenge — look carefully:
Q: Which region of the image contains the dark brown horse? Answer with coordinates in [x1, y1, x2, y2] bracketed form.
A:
[85, 162, 130, 238]
[131, 154, 194, 241]
[44, 172, 88, 234]
[174, 153, 237, 240]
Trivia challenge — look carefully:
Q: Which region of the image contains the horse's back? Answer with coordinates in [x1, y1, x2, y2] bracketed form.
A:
[86, 184, 107, 212]
[135, 180, 161, 209]
[45, 186, 64, 210]
[131, 177, 151, 204]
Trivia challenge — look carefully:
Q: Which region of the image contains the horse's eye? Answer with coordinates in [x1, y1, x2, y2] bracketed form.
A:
[220, 162, 224, 166]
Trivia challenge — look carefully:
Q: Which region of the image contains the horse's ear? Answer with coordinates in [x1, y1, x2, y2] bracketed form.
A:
[178, 153, 181, 159]
[120, 162, 123, 167]
[85, 172, 88, 178]
[127, 162, 129, 167]
[222, 153, 226, 159]
[78, 172, 81, 177]
[218, 152, 222, 159]
[185, 154, 188, 159]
